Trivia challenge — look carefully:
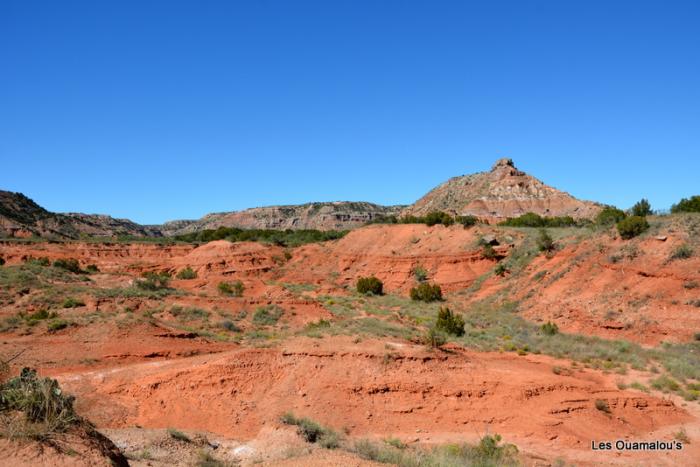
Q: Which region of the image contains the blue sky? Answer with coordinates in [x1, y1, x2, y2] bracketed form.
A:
[1, 1, 699, 224]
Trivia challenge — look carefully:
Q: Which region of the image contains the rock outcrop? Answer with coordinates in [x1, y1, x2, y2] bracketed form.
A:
[160, 202, 405, 235]
[402, 158, 602, 221]
[0, 190, 161, 239]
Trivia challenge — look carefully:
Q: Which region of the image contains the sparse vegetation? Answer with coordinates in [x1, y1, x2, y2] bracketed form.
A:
[280, 412, 339, 448]
[425, 327, 447, 348]
[84, 264, 99, 273]
[412, 265, 428, 282]
[62, 297, 85, 308]
[536, 229, 555, 253]
[252, 305, 284, 326]
[481, 244, 498, 260]
[409, 283, 443, 302]
[218, 280, 244, 297]
[176, 267, 197, 279]
[167, 427, 191, 442]
[670, 244, 693, 261]
[595, 399, 611, 414]
[353, 434, 518, 467]
[175, 227, 347, 247]
[494, 263, 508, 277]
[617, 216, 649, 239]
[356, 276, 384, 295]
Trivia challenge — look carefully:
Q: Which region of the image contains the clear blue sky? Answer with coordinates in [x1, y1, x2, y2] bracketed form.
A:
[2, 1, 699, 224]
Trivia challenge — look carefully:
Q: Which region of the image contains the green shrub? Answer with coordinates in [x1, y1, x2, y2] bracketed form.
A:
[671, 195, 700, 213]
[25, 257, 50, 267]
[410, 282, 443, 302]
[541, 321, 559, 336]
[53, 258, 82, 273]
[84, 264, 99, 273]
[494, 263, 508, 277]
[356, 276, 383, 295]
[280, 412, 339, 448]
[597, 206, 627, 225]
[482, 244, 498, 260]
[595, 399, 611, 413]
[176, 267, 197, 280]
[0, 368, 79, 436]
[170, 306, 210, 320]
[47, 320, 69, 332]
[455, 215, 478, 227]
[220, 320, 241, 332]
[62, 297, 85, 308]
[25, 310, 56, 322]
[435, 307, 465, 336]
[617, 216, 649, 240]
[252, 305, 284, 325]
[424, 211, 455, 227]
[136, 272, 171, 291]
[670, 244, 693, 261]
[218, 280, 244, 297]
[631, 199, 652, 217]
[167, 428, 190, 442]
[0, 257, 5, 266]
[536, 229, 555, 252]
[412, 265, 428, 282]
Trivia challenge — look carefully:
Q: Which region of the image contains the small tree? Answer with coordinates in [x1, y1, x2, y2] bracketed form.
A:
[356, 276, 383, 295]
[536, 229, 555, 253]
[617, 216, 649, 240]
[671, 195, 700, 213]
[631, 199, 652, 217]
[435, 307, 465, 336]
[410, 282, 443, 302]
[455, 215, 478, 228]
[596, 206, 627, 226]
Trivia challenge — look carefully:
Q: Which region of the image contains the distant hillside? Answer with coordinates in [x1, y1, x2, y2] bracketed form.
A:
[0, 190, 161, 239]
[402, 158, 602, 221]
[160, 202, 405, 235]
[1, 159, 606, 239]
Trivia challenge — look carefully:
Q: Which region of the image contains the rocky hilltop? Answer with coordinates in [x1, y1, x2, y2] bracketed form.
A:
[160, 202, 405, 235]
[0, 190, 161, 239]
[403, 158, 602, 221]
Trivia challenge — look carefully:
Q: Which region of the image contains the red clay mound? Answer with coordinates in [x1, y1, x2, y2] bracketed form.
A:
[58, 336, 694, 466]
[280, 224, 512, 293]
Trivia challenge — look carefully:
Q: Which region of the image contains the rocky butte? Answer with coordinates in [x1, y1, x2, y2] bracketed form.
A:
[403, 158, 603, 221]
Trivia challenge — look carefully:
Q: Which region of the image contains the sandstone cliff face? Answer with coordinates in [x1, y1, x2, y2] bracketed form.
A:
[162, 202, 405, 235]
[403, 158, 602, 221]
